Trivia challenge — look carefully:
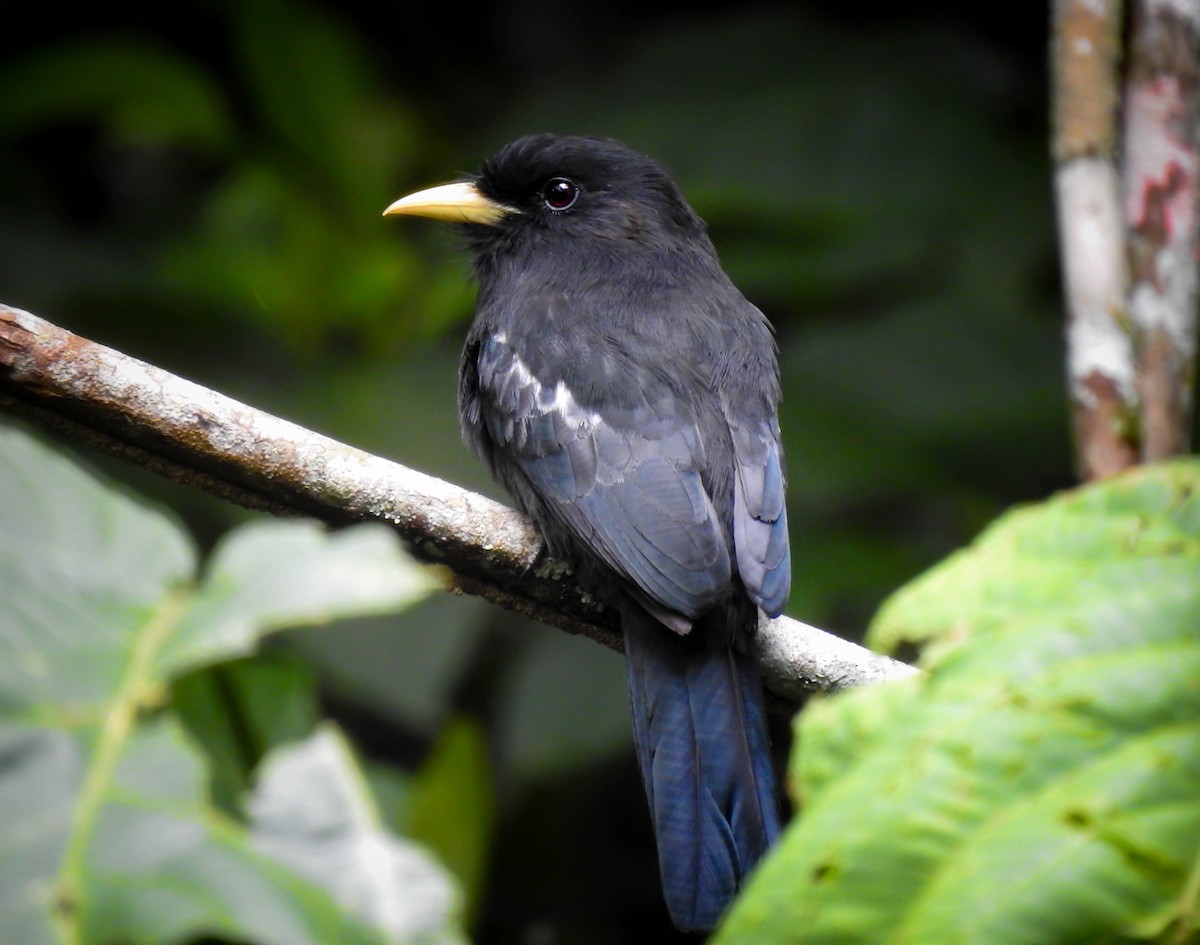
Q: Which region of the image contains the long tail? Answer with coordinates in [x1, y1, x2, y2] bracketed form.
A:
[622, 600, 781, 931]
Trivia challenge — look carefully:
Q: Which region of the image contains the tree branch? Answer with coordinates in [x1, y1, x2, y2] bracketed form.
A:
[1053, 0, 1139, 480]
[1123, 0, 1200, 461]
[0, 302, 916, 704]
[1053, 0, 1200, 480]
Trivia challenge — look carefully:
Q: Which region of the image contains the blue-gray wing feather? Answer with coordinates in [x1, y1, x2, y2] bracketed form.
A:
[476, 334, 731, 621]
[729, 415, 791, 617]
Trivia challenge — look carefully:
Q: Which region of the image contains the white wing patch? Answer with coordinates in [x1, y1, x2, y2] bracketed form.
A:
[490, 331, 601, 430]
[476, 331, 734, 623]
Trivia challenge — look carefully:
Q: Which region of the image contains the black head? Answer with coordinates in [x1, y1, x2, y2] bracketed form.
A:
[385, 134, 711, 265]
[474, 134, 707, 243]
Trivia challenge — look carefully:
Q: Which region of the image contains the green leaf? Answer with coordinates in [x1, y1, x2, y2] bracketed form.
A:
[717, 460, 1200, 945]
[172, 655, 321, 816]
[0, 728, 80, 945]
[251, 725, 466, 945]
[869, 462, 1200, 659]
[0, 422, 456, 944]
[0, 424, 196, 722]
[408, 718, 496, 923]
[2, 721, 392, 945]
[79, 719, 389, 945]
[161, 517, 437, 675]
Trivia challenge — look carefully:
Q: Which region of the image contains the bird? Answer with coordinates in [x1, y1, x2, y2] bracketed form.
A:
[384, 134, 790, 931]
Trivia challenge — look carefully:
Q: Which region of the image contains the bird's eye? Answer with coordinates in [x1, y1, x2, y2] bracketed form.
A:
[542, 178, 579, 211]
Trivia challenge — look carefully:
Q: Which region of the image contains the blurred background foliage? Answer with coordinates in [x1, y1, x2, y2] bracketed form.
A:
[1, 0, 1091, 940]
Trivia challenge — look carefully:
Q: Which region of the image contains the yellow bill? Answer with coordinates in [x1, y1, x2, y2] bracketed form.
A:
[382, 181, 514, 226]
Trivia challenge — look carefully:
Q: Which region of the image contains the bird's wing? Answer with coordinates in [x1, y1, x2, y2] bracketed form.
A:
[727, 414, 790, 617]
[473, 332, 732, 625]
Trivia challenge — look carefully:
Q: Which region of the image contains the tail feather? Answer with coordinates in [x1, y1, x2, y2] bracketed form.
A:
[622, 601, 780, 931]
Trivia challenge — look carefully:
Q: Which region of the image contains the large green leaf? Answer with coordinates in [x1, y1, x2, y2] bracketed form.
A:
[718, 460, 1200, 944]
[77, 720, 390, 945]
[0, 422, 457, 944]
[250, 725, 464, 945]
[161, 517, 436, 674]
[0, 428, 196, 720]
[0, 728, 81, 945]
